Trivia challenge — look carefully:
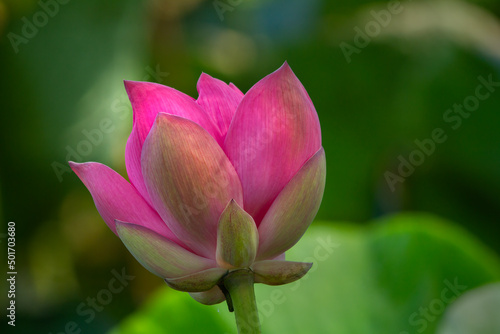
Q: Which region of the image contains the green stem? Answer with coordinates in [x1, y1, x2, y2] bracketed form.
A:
[222, 269, 262, 334]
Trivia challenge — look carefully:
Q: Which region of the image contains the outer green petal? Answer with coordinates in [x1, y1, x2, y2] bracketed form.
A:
[116, 221, 215, 278]
[164, 268, 227, 292]
[141, 113, 243, 259]
[252, 260, 312, 285]
[216, 200, 259, 269]
[256, 147, 326, 260]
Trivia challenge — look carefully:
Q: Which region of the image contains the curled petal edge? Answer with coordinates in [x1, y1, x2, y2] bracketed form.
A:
[165, 267, 228, 292]
[189, 286, 226, 305]
[252, 260, 312, 286]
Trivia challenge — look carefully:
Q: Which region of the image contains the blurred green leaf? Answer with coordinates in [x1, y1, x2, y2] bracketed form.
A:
[110, 213, 500, 334]
[437, 283, 500, 334]
[108, 288, 233, 334]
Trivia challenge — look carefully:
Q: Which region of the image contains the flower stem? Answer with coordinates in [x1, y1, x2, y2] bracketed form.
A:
[222, 269, 261, 334]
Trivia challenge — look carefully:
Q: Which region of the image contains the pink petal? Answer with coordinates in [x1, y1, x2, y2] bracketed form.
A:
[116, 221, 215, 278]
[141, 113, 243, 259]
[124, 80, 221, 206]
[224, 62, 322, 224]
[69, 162, 180, 243]
[196, 73, 243, 138]
[256, 148, 326, 260]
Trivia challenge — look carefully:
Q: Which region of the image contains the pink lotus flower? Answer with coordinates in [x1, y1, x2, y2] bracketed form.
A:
[70, 62, 326, 305]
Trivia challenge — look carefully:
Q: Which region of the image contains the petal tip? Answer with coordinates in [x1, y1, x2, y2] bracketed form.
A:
[197, 72, 212, 84]
[68, 160, 78, 170]
[149, 111, 173, 132]
[228, 198, 239, 208]
[115, 219, 135, 238]
[114, 219, 127, 228]
[123, 80, 143, 100]
[276, 61, 293, 76]
[69, 161, 95, 177]
[123, 80, 139, 92]
[124, 80, 161, 98]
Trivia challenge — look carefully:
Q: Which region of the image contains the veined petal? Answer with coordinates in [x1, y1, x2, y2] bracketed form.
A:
[252, 260, 312, 285]
[224, 62, 322, 224]
[141, 113, 243, 258]
[216, 200, 259, 269]
[189, 286, 226, 305]
[116, 221, 215, 278]
[196, 73, 244, 138]
[124, 80, 221, 206]
[69, 161, 178, 242]
[165, 267, 227, 292]
[256, 148, 326, 260]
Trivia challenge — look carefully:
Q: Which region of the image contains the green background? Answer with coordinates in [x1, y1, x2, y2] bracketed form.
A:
[1, 0, 499, 333]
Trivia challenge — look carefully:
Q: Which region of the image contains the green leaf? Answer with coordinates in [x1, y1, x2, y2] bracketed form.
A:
[108, 289, 232, 334]
[110, 213, 500, 334]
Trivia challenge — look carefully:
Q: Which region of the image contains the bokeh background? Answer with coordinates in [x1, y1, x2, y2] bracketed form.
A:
[1, 0, 500, 333]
